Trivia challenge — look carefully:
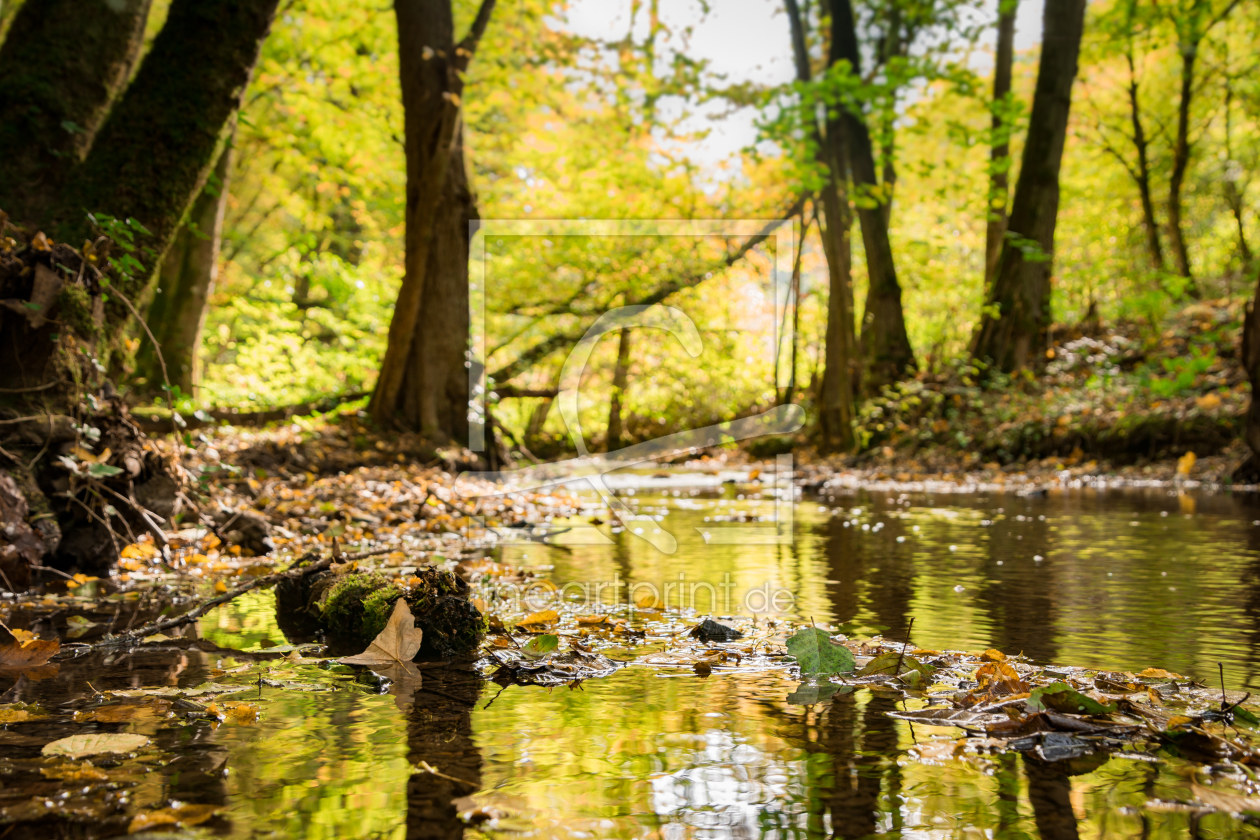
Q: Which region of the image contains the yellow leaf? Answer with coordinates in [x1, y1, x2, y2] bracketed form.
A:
[1139, 667, 1181, 679]
[518, 609, 560, 627]
[128, 803, 221, 834]
[576, 615, 608, 625]
[214, 580, 228, 593]
[980, 649, 1006, 662]
[635, 594, 664, 610]
[1177, 452, 1196, 476]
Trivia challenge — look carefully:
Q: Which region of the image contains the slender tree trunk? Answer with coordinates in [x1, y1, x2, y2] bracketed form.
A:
[0, 0, 153, 222]
[970, 0, 1087, 373]
[396, 132, 475, 442]
[370, 0, 495, 431]
[1235, 272, 1260, 481]
[784, 0, 857, 451]
[1167, 44, 1199, 295]
[605, 328, 631, 451]
[984, 0, 1018, 290]
[1125, 51, 1164, 272]
[829, 0, 916, 394]
[134, 143, 234, 395]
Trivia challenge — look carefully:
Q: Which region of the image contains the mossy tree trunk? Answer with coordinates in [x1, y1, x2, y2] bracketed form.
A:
[370, 0, 495, 441]
[0, 0, 153, 223]
[133, 143, 234, 396]
[970, 0, 1086, 373]
[828, 0, 917, 395]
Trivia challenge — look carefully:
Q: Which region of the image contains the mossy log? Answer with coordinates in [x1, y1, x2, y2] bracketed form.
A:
[275, 567, 486, 661]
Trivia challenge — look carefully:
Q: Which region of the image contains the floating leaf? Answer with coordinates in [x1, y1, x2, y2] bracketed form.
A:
[785, 627, 855, 676]
[42, 733, 149, 758]
[0, 623, 59, 678]
[857, 650, 934, 680]
[521, 634, 559, 660]
[517, 609, 559, 628]
[128, 802, 221, 834]
[340, 599, 424, 668]
[1027, 682, 1116, 716]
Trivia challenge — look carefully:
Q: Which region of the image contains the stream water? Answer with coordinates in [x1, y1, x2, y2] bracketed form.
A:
[13, 481, 1260, 838]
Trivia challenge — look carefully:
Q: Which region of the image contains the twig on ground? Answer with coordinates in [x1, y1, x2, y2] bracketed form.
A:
[83, 546, 394, 649]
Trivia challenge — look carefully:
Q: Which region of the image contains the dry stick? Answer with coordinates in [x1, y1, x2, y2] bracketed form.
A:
[85, 546, 395, 649]
[894, 617, 915, 676]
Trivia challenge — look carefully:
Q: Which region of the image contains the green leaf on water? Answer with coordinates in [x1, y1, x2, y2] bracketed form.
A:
[522, 634, 558, 660]
[64, 615, 95, 639]
[785, 627, 855, 676]
[856, 650, 935, 680]
[1027, 681, 1116, 716]
[1234, 706, 1260, 726]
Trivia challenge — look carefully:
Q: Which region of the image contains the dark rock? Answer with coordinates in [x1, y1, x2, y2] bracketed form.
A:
[689, 618, 743, 643]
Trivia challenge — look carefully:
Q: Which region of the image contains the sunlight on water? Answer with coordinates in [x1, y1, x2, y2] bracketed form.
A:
[194, 484, 1260, 839]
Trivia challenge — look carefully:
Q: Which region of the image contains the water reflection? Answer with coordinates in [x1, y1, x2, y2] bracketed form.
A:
[20, 485, 1260, 839]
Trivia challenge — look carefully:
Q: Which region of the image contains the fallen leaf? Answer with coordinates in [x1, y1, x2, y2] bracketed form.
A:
[785, 627, 855, 676]
[42, 733, 150, 758]
[0, 622, 59, 676]
[518, 609, 559, 628]
[1027, 682, 1116, 716]
[341, 599, 424, 667]
[128, 802, 222, 834]
[1177, 452, 1196, 476]
[521, 634, 558, 660]
[42, 761, 109, 782]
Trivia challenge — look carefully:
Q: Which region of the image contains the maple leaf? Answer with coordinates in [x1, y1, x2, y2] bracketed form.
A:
[339, 599, 424, 692]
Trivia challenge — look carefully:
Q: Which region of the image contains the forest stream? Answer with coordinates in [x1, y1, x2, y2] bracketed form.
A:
[7, 477, 1260, 839]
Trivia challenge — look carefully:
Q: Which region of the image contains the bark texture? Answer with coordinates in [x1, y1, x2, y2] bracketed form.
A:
[784, 0, 856, 452]
[396, 137, 475, 443]
[49, 0, 279, 301]
[370, 0, 495, 437]
[984, 0, 1017, 290]
[134, 144, 234, 394]
[829, 0, 916, 394]
[0, 0, 153, 222]
[970, 0, 1087, 373]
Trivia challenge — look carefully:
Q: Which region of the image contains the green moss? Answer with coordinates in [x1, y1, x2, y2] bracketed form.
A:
[55, 283, 101, 343]
[305, 568, 486, 660]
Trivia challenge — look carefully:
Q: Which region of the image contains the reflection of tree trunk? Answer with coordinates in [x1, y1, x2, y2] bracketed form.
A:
[819, 692, 898, 839]
[995, 754, 1021, 835]
[1023, 756, 1081, 840]
[974, 514, 1058, 663]
[984, 0, 1017, 290]
[606, 328, 631, 451]
[404, 668, 482, 840]
[829, 0, 916, 394]
[970, 0, 1086, 373]
[135, 142, 234, 394]
[0, 0, 153, 221]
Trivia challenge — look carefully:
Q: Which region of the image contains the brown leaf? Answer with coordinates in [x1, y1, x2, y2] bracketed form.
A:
[0, 623, 59, 671]
[339, 599, 424, 676]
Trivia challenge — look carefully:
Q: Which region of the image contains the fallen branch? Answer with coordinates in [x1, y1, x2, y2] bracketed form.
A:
[82, 545, 393, 649]
[132, 390, 369, 433]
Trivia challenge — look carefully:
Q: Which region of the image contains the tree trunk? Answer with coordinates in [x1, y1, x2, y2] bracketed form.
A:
[396, 134, 475, 443]
[0, 0, 153, 223]
[784, 0, 857, 451]
[133, 143, 234, 396]
[984, 0, 1018, 290]
[49, 0, 279, 320]
[829, 0, 916, 395]
[1235, 273, 1260, 482]
[370, 0, 495, 431]
[970, 0, 1087, 373]
[606, 328, 631, 451]
[1167, 44, 1199, 295]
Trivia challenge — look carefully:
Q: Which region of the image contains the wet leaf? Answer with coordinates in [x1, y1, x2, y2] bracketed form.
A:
[0, 623, 59, 674]
[521, 634, 558, 660]
[41, 761, 110, 782]
[340, 599, 424, 668]
[785, 627, 855, 676]
[42, 733, 150, 758]
[517, 609, 559, 628]
[128, 802, 222, 834]
[64, 615, 96, 639]
[1027, 682, 1116, 716]
[857, 650, 934, 679]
